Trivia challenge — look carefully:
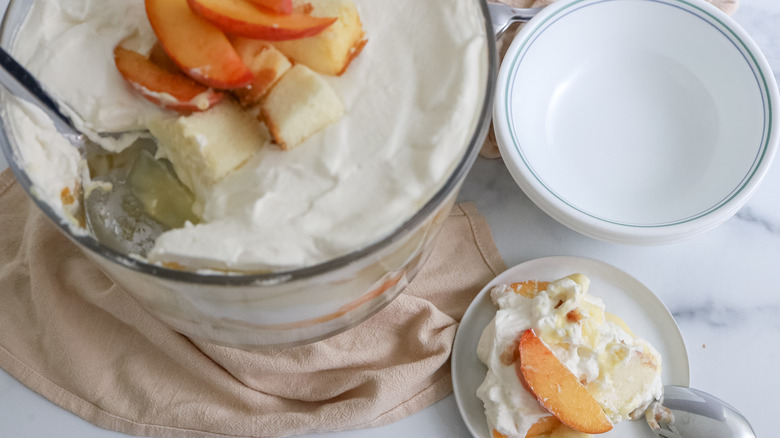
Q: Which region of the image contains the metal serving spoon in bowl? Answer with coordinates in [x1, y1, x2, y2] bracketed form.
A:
[0, 47, 88, 152]
[0, 47, 142, 153]
[0, 47, 166, 255]
[648, 386, 756, 438]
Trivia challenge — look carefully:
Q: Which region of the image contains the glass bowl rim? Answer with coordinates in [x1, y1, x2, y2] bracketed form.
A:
[0, 0, 498, 286]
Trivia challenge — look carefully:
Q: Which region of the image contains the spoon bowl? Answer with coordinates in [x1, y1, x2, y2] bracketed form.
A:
[649, 386, 756, 438]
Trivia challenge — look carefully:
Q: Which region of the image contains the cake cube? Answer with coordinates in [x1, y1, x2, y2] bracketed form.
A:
[271, 0, 366, 76]
[149, 99, 269, 203]
[230, 37, 292, 107]
[260, 64, 344, 149]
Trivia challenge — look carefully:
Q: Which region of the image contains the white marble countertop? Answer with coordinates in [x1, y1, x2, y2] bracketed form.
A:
[2, 0, 779, 437]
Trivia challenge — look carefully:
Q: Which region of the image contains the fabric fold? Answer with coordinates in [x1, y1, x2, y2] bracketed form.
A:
[0, 169, 506, 438]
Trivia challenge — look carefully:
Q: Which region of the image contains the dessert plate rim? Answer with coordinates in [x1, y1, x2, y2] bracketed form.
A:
[451, 255, 690, 438]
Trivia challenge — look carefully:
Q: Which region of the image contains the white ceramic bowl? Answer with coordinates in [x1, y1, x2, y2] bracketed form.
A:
[494, 0, 779, 245]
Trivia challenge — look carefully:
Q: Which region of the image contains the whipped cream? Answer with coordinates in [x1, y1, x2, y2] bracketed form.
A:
[8, 0, 488, 271]
[477, 275, 663, 437]
[11, 0, 167, 149]
[477, 303, 549, 437]
[5, 98, 84, 227]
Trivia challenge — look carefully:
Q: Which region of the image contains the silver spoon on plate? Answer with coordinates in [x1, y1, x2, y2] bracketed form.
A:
[649, 386, 756, 438]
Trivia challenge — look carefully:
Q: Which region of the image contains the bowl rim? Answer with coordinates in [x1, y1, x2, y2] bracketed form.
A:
[0, 0, 498, 284]
[493, 0, 780, 245]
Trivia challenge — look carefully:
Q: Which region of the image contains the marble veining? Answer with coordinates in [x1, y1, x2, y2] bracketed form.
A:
[1, 0, 780, 437]
[735, 206, 780, 233]
[671, 300, 780, 328]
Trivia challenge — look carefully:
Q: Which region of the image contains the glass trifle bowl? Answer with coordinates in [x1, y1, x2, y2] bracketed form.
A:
[0, 0, 496, 349]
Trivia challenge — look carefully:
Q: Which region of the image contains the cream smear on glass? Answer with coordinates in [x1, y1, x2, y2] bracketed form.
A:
[8, 0, 488, 271]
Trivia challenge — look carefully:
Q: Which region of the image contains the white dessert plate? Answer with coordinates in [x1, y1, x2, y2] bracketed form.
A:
[451, 256, 690, 438]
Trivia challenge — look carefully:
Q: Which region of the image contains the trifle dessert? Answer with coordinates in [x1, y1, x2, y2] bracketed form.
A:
[4, 0, 489, 273]
[477, 274, 663, 437]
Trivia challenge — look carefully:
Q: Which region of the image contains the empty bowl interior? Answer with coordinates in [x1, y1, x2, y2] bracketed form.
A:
[500, 0, 774, 228]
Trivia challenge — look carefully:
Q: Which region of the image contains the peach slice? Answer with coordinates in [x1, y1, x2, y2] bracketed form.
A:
[187, 0, 337, 41]
[148, 42, 181, 74]
[491, 416, 562, 438]
[518, 330, 613, 434]
[245, 0, 292, 14]
[526, 416, 563, 437]
[145, 0, 253, 89]
[113, 46, 223, 113]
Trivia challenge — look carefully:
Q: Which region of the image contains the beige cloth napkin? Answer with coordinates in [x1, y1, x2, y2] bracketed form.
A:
[0, 169, 507, 438]
[481, 0, 740, 158]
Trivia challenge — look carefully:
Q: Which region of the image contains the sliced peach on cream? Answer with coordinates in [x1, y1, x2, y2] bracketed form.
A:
[518, 330, 613, 434]
[145, 0, 253, 89]
[148, 42, 181, 74]
[526, 416, 563, 437]
[187, 0, 337, 41]
[491, 416, 562, 438]
[245, 0, 292, 14]
[113, 46, 223, 113]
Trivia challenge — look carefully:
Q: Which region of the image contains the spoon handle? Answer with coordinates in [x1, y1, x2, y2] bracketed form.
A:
[0, 47, 80, 139]
[487, 2, 542, 38]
